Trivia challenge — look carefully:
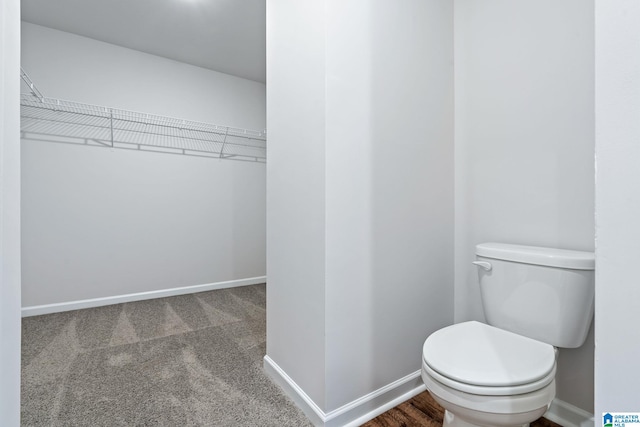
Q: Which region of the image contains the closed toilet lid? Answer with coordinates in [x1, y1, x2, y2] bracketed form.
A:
[423, 321, 556, 387]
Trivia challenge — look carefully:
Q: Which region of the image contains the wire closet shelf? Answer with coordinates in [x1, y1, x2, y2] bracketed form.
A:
[20, 70, 266, 163]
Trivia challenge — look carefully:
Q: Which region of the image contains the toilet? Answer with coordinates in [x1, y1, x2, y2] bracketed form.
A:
[421, 243, 595, 427]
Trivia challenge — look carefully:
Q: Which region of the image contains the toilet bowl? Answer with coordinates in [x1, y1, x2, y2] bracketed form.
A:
[422, 321, 556, 427]
[422, 370, 554, 427]
[420, 243, 595, 427]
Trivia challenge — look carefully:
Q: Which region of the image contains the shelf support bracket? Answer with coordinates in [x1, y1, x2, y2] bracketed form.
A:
[220, 127, 229, 158]
[109, 109, 114, 147]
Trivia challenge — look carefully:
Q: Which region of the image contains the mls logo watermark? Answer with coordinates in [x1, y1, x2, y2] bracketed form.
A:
[603, 413, 640, 426]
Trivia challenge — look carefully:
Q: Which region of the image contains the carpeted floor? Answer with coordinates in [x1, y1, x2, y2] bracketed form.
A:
[21, 284, 312, 426]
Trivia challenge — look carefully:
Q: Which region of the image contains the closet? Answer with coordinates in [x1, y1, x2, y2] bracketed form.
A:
[20, 21, 267, 313]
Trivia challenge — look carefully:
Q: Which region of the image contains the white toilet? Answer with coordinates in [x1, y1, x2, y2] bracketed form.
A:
[422, 242, 595, 427]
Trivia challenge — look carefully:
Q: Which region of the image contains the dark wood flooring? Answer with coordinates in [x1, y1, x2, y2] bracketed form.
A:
[361, 391, 562, 427]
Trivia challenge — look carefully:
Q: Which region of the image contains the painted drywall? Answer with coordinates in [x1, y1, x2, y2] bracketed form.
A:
[265, 0, 327, 410]
[266, 0, 453, 416]
[323, 0, 454, 411]
[21, 23, 265, 130]
[0, 0, 22, 423]
[21, 23, 266, 307]
[454, 0, 595, 412]
[594, 0, 640, 416]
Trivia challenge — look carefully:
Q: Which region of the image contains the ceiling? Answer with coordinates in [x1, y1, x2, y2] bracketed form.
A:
[21, 0, 266, 83]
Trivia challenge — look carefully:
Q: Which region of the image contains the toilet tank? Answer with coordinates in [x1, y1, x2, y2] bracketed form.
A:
[475, 243, 595, 348]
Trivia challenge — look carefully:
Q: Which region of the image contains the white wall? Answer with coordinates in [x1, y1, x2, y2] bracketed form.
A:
[323, 0, 454, 411]
[21, 23, 266, 307]
[0, 0, 22, 423]
[454, 0, 595, 412]
[265, 0, 327, 409]
[21, 23, 265, 127]
[594, 0, 640, 416]
[266, 0, 453, 418]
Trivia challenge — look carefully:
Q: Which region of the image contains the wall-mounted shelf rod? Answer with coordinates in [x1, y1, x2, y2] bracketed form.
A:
[19, 69, 266, 163]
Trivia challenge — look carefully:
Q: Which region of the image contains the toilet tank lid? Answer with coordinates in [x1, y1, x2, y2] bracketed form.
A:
[476, 243, 595, 270]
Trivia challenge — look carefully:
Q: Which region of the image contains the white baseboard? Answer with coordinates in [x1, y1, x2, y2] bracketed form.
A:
[263, 355, 325, 426]
[21, 276, 267, 317]
[338, 378, 426, 427]
[264, 355, 426, 427]
[545, 398, 594, 427]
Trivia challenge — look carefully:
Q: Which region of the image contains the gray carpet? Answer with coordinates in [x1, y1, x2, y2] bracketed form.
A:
[21, 284, 312, 426]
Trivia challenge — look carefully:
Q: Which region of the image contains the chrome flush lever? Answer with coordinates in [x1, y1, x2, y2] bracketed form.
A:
[472, 261, 492, 271]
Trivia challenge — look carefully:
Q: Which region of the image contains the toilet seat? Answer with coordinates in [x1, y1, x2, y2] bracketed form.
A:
[422, 357, 556, 395]
[422, 321, 556, 395]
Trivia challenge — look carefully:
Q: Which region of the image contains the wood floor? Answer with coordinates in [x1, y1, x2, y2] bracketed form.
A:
[362, 391, 562, 427]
